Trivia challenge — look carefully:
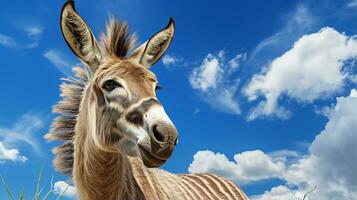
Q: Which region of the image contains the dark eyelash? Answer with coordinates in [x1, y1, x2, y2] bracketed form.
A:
[155, 85, 162, 91]
[102, 80, 122, 92]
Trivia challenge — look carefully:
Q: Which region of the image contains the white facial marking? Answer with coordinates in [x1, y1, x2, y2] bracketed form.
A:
[122, 98, 174, 145]
[124, 122, 149, 143]
[117, 121, 148, 157]
[122, 98, 152, 143]
[105, 87, 127, 98]
[100, 77, 131, 100]
[89, 102, 103, 149]
[145, 104, 173, 127]
[128, 98, 148, 110]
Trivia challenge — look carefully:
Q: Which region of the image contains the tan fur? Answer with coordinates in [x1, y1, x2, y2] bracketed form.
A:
[47, 1, 249, 199]
[60, 1, 102, 68]
[100, 19, 136, 58]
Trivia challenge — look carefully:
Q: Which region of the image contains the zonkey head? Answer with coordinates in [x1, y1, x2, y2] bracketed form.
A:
[60, 0, 177, 167]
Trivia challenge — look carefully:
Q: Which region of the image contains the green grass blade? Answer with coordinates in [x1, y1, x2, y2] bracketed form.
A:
[20, 190, 25, 200]
[0, 175, 15, 200]
[42, 176, 54, 200]
[55, 184, 69, 200]
[37, 186, 45, 197]
[34, 164, 44, 200]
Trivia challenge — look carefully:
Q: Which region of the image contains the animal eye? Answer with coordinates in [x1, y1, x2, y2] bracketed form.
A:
[155, 85, 162, 91]
[102, 80, 122, 92]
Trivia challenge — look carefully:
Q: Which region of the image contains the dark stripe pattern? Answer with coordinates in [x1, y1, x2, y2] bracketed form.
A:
[175, 174, 249, 200]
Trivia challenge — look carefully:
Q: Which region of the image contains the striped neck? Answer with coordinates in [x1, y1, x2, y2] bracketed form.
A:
[73, 128, 146, 200]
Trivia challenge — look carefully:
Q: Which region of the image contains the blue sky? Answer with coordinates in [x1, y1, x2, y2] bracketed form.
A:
[1, 0, 357, 199]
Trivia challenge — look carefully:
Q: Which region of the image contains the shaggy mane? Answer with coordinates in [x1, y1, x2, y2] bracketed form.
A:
[100, 18, 136, 58]
[45, 66, 87, 176]
[46, 19, 136, 176]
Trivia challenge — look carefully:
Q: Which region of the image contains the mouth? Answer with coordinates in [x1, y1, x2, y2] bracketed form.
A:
[138, 145, 167, 168]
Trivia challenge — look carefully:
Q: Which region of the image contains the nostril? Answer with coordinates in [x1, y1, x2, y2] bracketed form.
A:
[153, 125, 165, 142]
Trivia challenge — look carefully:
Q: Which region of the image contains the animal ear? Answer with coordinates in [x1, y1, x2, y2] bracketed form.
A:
[60, 0, 102, 72]
[130, 18, 175, 68]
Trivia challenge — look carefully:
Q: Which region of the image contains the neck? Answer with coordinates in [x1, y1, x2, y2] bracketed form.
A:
[73, 125, 145, 200]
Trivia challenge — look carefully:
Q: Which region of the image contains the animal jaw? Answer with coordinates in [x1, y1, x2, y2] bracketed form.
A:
[84, 59, 179, 166]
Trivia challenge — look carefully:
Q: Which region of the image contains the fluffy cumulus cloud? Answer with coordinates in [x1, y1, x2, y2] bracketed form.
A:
[189, 149, 314, 199]
[189, 51, 245, 115]
[244, 27, 357, 120]
[190, 54, 221, 91]
[250, 185, 305, 200]
[0, 142, 27, 163]
[351, 89, 357, 97]
[190, 90, 357, 200]
[53, 181, 77, 199]
[277, 89, 357, 200]
[298, 89, 357, 199]
[188, 150, 285, 183]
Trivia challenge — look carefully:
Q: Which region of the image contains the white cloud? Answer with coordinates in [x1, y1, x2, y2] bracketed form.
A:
[189, 89, 357, 200]
[0, 113, 43, 153]
[189, 51, 244, 115]
[188, 150, 285, 183]
[43, 49, 73, 76]
[162, 54, 184, 69]
[0, 142, 27, 163]
[24, 25, 44, 48]
[251, 185, 305, 200]
[53, 181, 77, 199]
[275, 89, 357, 199]
[301, 89, 357, 199]
[268, 150, 300, 159]
[0, 34, 18, 48]
[188, 149, 312, 199]
[228, 54, 245, 72]
[244, 27, 357, 120]
[25, 26, 43, 38]
[350, 89, 357, 97]
[0, 25, 43, 49]
[190, 54, 221, 91]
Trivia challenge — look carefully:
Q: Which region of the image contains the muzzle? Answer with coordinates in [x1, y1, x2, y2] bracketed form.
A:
[126, 98, 178, 167]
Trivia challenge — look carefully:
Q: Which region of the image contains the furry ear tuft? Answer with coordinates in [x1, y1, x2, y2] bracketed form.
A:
[130, 18, 175, 68]
[60, 0, 102, 72]
[100, 18, 136, 58]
